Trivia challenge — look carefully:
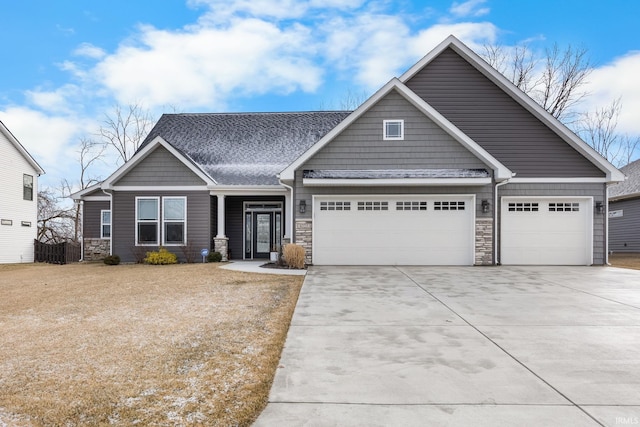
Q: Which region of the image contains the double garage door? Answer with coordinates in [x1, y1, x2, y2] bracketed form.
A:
[313, 195, 593, 266]
[313, 195, 475, 266]
[501, 197, 593, 265]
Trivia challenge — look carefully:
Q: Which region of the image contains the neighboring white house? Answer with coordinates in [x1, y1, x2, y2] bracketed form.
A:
[0, 120, 45, 263]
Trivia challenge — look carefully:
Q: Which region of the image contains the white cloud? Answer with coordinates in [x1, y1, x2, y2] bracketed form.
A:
[449, 0, 490, 18]
[25, 85, 81, 113]
[583, 51, 640, 135]
[0, 107, 89, 182]
[90, 19, 322, 109]
[73, 43, 107, 59]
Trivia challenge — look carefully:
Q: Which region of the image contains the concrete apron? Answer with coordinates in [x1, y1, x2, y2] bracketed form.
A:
[254, 265, 640, 427]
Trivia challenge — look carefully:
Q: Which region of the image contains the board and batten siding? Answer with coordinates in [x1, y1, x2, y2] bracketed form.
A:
[0, 131, 39, 263]
[112, 191, 211, 263]
[304, 89, 490, 171]
[498, 182, 608, 264]
[609, 198, 640, 252]
[405, 48, 605, 178]
[113, 145, 207, 186]
[83, 200, 110, 239]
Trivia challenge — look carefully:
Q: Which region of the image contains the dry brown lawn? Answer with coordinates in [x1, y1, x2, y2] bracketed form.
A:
[609, 252, 640, 270]
[0, 262, 303, 426]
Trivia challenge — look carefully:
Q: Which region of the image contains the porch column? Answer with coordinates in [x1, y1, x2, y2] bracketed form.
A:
[214, 194, 229, 261]
[216, 194, 226, 238]
[284, 191, 292, 242]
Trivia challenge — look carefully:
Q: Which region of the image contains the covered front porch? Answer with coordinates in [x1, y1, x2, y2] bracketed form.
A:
[211, 191, 291, 261]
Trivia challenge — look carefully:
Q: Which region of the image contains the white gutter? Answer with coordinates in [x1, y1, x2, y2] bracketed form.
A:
[77, 200, 84, 261]
[494, 177, 512, 265]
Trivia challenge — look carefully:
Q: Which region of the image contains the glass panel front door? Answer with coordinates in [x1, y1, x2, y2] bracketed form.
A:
[253, 212, 272, 258]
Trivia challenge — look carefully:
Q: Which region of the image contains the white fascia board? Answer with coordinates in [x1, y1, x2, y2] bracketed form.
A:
[209, 185, 287, 196]
[0, 120, 45, 175]
[303, 177, 492, 186]
[509, 177, 610, 184]
[70, 182, 104, 200]
[102, 136, 216, 190]
[400, 35, 623, 183]
[83, 195, 111, 201]
[109, 185, 211, 192]
[609, 192, 640, 202]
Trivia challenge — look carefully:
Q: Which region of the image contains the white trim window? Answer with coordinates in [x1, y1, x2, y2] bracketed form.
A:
[23, 174, 33, 201]
[101, 210, 111, 239]
[383, 120, 404, 140]
[136, 197, 160, 245]
[163, 197, 187, 245]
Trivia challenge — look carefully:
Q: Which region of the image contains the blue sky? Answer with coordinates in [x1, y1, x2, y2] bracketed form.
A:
[2, 0, 640, 189]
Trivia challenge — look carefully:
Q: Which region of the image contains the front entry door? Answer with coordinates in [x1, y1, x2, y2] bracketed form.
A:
[252, 212, 273, 259]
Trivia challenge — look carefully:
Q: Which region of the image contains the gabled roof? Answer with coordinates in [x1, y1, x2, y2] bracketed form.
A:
[399, 35, 624, 183]
[0, 120, 45, 175]
[102, 136, 215, 190]
[140, 112, 351, 185]
[279, 78, 512, 181]
[610, 159, 640, 201]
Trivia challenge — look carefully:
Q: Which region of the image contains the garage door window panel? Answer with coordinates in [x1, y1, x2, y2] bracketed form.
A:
[320, 201, 351, 211]
[549, 202, 579, 212]
[396, 201, 427, 211]
[508, 202, 539, 212]
[434, 201, 465, 211]
[358, 201, 388, 211]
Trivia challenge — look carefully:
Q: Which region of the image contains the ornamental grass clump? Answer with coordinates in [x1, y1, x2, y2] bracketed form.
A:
[144, 247, 178, 265]
[282, 244, 305, 269]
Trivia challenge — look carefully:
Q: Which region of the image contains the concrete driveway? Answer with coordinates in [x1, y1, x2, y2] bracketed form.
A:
[254, 266, 640, 427]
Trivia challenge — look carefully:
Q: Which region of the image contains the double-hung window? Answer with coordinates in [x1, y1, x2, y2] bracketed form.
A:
[163, 197, 186, 245]
[101, 210, 111, 239]
[136, 197, 159, 245]
[23, 174, 33, 201]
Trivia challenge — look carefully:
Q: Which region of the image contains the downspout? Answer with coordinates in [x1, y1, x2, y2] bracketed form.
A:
[77, 200, 84, 261]
[605, 183, 611, 265]
[278, 178, 295, 244]
[493, 177, 512, 265]
[102, 188, 114, 256]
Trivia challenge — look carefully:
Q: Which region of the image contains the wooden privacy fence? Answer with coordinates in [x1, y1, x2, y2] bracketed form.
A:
[34, 240, 81, 264]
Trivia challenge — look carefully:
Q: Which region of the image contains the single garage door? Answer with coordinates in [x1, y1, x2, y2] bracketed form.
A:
[501, 197, 592, 265]
[313, 195, 475, 265]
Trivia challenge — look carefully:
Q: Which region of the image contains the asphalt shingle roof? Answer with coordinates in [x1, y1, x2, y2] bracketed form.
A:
[140, 112, 352, 185]
[609, 158, 640, 200]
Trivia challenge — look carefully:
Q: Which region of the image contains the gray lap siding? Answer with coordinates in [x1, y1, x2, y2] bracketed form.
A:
[609, 198, 640, 253]
[498, 182, 608, 264]
[112, 191, 210, 263]
[83, 200, 110, 238]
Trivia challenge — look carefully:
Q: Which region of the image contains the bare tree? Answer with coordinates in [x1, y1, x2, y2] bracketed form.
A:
[483, 42, 591, 122]
[98, 103, 154, 164]
[60, 138, 106, 242]
[483, 43, 537, 93]
[38, 189, 75, 243]
[578, 98, 640, 167]
[535, 43, 591, 121]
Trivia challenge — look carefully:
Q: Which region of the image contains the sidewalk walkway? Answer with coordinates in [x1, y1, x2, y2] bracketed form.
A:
[219, 260, 307, 276]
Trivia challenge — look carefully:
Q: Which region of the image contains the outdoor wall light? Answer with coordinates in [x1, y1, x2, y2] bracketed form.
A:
[481, 199, 490, 213]
[299, 200, 306, 214]
[595, 201, 604, 214]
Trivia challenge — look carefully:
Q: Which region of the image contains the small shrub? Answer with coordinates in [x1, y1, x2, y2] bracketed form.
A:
[103, 255, 120, 265]
[207, 251, 222, 263]
[283, 244, 305, 269]
[131, 246, 147, 264]
[144, 247, 178, 265]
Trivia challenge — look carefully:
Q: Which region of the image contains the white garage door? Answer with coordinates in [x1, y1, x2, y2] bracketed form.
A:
[313, 195, 475, 265]
[501, 197, 592, 265]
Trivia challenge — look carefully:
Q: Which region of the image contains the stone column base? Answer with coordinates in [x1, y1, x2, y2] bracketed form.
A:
[295, 220, 313, 265]
[475, 218, 493, 265]
[83, 238, 110, 261]
[214, 237, 229, 262]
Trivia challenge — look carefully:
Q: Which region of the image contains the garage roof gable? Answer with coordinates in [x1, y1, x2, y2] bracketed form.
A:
[279, 78, 512, 182]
